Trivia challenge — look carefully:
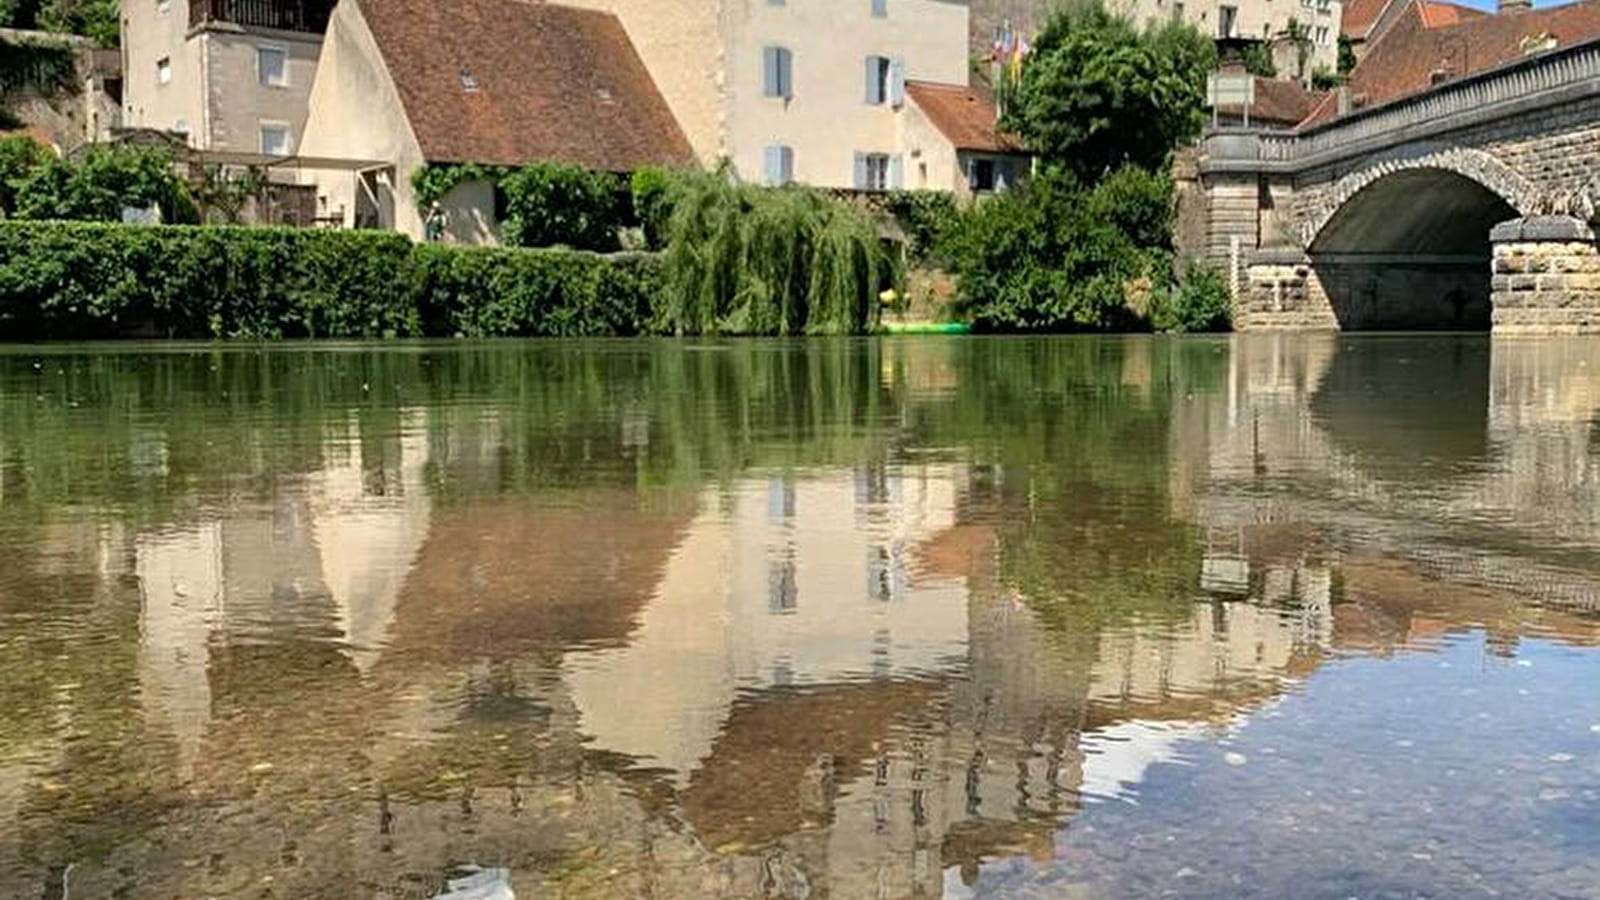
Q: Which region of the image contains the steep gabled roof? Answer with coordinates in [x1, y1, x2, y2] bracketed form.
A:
[1306, 0, 1600, 128]
[1417, 1, 1489, 28]
[355, 0, 693, 169]
[905, 80, 1026, 154]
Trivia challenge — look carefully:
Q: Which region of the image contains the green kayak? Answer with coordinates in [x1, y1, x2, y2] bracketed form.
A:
[880, 322, 972, 335]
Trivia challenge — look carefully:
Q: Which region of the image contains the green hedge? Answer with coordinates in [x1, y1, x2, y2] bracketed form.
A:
[0, 221, 664, 340]
[412, 244, 660, 337]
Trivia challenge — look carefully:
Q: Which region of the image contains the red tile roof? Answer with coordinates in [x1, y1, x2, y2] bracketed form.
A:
[1343, 0, 1397, 39]
[355, 0, 693, 169]
[1417, 1, 1489, 28]
[1218, 77, 1329, 125]
[1307, 0, 1600, 127]
[905, 80, 1026, 154]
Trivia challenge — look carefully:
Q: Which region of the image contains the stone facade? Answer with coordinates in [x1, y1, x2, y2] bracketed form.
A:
[1195, 38, 1600, 333]
[1490, 216, 1600, 335]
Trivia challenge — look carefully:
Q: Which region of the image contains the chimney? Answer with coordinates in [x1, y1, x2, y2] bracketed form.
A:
[1336, 86, 1353, 115]
[1499, 0, 1531, 13]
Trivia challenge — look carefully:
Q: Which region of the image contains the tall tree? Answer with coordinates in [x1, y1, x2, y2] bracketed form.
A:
[1000, 2, 1214, 180]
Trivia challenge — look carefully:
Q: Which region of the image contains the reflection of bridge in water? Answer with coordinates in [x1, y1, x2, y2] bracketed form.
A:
[1177, 334, 1600, 615]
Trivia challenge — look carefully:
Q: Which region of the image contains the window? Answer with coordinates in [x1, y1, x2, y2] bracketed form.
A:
[259, 122, 291, 156]
[1315, 23, 1329, 44]
[969, 158, 997, 192]
[157, 0, 171, 16]
[871, 0, 887, 16]
[157, 56, 172, 85]
[763, 145, 794, 185]
[768, 560, 798, 613]
[1217, 4, 1237, 37]
[865, 55, 905, 106]
[768, 0, 784, 5]
[257, 45, 288, 87]
[762, 45, 793, 99]
[865, 55, 889, 104]
[854, 152, 900, 191]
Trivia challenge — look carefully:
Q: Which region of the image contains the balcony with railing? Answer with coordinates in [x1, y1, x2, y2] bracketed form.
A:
[188, 0, 333, 34]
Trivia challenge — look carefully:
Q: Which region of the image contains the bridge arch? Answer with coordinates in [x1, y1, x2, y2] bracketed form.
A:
[1300, 148, 1531, 330]
[1302, 147, 1540, 247]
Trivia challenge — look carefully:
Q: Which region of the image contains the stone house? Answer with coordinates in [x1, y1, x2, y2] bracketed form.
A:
[121, 0, 330, 153]
[901, 80, 1030, 196]
[558, 0, 1009, 193]
[971, 0, 1344, 80]
[294, 0, 693, 242]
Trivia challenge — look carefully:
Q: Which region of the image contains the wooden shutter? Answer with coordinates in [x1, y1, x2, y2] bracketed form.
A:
[780, 146, 794, 184]
[889, 58, 906, 107]
[865, 57, 880, 104]
[763, 47, 779, 97]
[853, 152, 868, 190]
[779, 48, 793, 98]
[764, 146, 783, 185]
[888, 155, 904, 190]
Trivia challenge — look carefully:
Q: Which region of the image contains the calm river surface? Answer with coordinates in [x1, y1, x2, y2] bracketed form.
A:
[1, 335, 1599, 899]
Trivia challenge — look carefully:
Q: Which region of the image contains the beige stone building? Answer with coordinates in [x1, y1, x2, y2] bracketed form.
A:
[562, 0, 1020, 192]
[971, 0, 1344, 81]
[121, 0, 330, 153]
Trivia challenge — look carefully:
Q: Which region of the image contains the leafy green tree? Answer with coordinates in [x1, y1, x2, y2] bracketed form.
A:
[37, 0, 119, 46]
[0, 134, 50, 216]
[1002, 2, 1214, 179]
[13, 144, 194, 222]
[1337, 35, 1357, 74]
[941, 165, 1173, 331]
[499, 162, 625, 251]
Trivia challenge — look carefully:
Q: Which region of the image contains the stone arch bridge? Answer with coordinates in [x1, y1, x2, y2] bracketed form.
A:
[1196, 37, 1600, 332]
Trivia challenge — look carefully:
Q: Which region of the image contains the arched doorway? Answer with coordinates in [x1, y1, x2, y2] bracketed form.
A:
[1307, 168, 1520, 330]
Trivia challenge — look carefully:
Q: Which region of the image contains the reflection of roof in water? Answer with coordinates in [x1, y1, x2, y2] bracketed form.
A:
[679, 679, 946, 850]
[382, 495, 691, 664]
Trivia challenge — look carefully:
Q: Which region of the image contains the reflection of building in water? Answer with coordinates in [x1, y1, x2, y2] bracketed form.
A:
[133, 412, 432, 777]
[566, 466, 972, 783]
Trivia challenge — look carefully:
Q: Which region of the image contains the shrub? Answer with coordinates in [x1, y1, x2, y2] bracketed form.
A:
[877, 190, 960, 264]
[499, 162, 627, 251]
[0, 220, 678, 340]
[410, 244, 661, 337]
[1150, 261, 1230, 333]
[0, 222, 417, 338]
[631, 166, 676, 251]
[941, 165, 1170, 332]
[659, 169, 894, 336]
[0, 134, 49, 216]
[12, 144, 195, 223]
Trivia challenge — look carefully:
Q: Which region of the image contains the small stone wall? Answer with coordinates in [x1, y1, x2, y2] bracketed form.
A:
[1491, 216, 1600, 335]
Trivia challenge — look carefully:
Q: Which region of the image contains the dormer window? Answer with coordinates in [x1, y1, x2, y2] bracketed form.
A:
[460, 66, 478, 91]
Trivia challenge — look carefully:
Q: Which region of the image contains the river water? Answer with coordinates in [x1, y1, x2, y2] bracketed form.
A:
[0, 335, 1598, 899]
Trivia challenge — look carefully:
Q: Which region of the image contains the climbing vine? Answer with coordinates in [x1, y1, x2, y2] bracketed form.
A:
[409, 163, 511, 212]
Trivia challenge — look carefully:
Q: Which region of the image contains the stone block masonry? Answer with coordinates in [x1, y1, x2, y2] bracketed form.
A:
[1491, 217, 1600, 335]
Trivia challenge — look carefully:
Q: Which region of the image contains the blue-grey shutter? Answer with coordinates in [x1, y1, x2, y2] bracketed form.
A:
[763, 146, 783, 185]
[872, 0, 887, 16]
[853, 152, 867, 190]
[763, 47, 778, 96]
[779, 48, 793, 98]
[780, 146, 794, 183]
[865, 57, 879, 104]
[889, 57, 906, 107]
[888, 155, 903, 190]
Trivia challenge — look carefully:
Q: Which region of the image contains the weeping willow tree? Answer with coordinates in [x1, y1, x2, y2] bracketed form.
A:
[659, 169, 896, 336]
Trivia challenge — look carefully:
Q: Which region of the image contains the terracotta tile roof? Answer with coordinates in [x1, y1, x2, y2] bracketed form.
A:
[1343, 0, 1397, 39]
[905, 80, 1026, 154]
[1417, 1, 1488, 28]
[1307, 0, 1600, 128]
[1217, 77, 1329, 125]
[355, 0, 693, 169]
